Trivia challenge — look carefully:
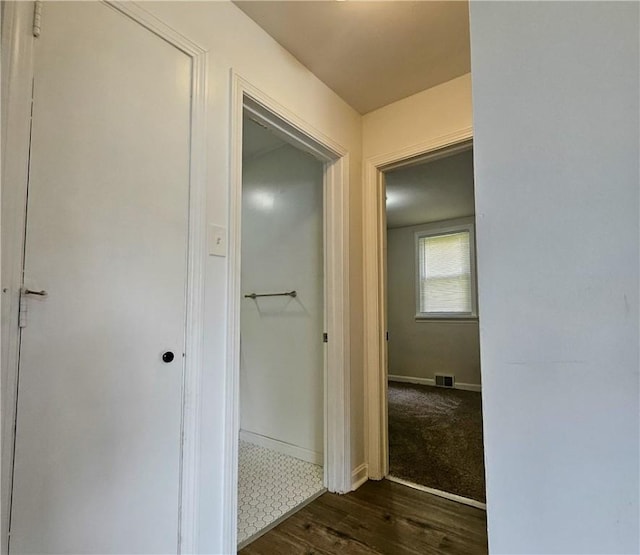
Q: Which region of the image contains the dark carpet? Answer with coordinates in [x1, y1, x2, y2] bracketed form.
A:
[388, 382, 486, 502]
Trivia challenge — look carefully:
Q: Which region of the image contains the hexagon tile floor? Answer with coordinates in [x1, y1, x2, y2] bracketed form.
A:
[237, 440, 324, 547]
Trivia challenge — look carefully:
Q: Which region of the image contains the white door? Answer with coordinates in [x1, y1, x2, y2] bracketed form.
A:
[9, 3, 191, 553]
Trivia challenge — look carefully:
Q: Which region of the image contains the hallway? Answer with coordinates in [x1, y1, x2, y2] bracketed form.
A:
[239, 479, 488, 554]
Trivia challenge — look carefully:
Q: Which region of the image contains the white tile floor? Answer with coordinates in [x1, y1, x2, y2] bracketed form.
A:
[237, 440, 324, 547]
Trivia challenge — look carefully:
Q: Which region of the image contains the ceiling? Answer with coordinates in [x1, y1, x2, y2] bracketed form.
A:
[385, 149, 474, 229]
[233, 1, 471, 114]
[243, 116, 286, 160]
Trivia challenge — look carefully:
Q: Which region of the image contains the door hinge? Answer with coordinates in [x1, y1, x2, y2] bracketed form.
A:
[33, 1, 43, 37]
[322, 332, 328, 343]
[19, 291, 28, 328]
[386, 331, 389, 341]
[18, 288, 48, 328]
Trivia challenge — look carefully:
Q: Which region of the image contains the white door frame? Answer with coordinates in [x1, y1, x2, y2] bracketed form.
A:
[0, 3, 207, 553]
[223, 72, 352, 552]
[362, 127, 474, 480]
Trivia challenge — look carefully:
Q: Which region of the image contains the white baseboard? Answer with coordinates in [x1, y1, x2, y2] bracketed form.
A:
[386, 475, 487, 511]
[388, 374, 481, 393]
[240, 429, 323, 465]
[351, 463, 368, 491]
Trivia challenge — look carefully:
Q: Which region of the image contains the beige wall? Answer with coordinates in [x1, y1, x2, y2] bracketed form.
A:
[361, 69, 475, 478]
[387, 219, 481, 387]
[363, 73, 472, 160]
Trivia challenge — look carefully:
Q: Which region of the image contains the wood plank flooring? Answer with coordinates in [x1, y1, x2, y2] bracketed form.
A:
[239, 479, 488, 555]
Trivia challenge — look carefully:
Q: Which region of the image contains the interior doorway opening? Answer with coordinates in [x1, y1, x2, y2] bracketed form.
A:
[364, 137, 485, 508]
[224, 79, 352, 552]
[236, 111, 327, 547]
[376, 140, 487, 509]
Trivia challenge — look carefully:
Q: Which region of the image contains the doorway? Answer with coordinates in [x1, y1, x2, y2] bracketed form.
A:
[236, 113, 327, 547]
[224, 81, 353, 552]
[383, 145, 486, 507]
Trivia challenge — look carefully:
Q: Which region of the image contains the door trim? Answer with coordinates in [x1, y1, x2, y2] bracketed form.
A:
[0, 3, 207, 553]
[224, 72, 352, 553]
[362, 128, 474, 480]
[1, 4, 38, 553]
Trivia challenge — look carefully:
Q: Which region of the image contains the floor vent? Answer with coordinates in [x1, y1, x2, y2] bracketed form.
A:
[435, 374, 455, 388]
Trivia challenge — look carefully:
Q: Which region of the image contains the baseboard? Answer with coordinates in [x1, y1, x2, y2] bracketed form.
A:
[351, 463, 368, 490]
[239, 429, 323, 465]
[386, 475, 487, 511]
[388, 374, 481, 393]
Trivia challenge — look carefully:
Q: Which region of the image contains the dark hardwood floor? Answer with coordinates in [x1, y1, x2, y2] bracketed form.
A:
[239, 479, 488, 555]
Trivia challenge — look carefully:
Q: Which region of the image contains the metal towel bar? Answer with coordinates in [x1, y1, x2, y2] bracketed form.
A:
[244, 290, 297, 300]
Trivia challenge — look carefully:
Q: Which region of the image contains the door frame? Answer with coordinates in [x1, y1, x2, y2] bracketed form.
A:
[0, 3, 207, 553]
[362, 127, 474, 480]
[223, 72, 352, 552]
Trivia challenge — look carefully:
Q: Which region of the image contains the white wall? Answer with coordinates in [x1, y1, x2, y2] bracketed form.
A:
[387, 219, 480, 387]
[240, 143, 324, 461]
[109, 3, 364, 552]
[469, 2, 639, 554]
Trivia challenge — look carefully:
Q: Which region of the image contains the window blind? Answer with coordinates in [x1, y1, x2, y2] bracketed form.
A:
[418, 231, 472, 314]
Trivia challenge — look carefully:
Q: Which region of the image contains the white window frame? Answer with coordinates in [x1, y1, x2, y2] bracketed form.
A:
[414, 220, 478, 320]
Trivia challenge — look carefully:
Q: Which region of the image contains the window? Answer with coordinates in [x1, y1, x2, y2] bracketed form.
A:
[415, 223, 477, 319]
